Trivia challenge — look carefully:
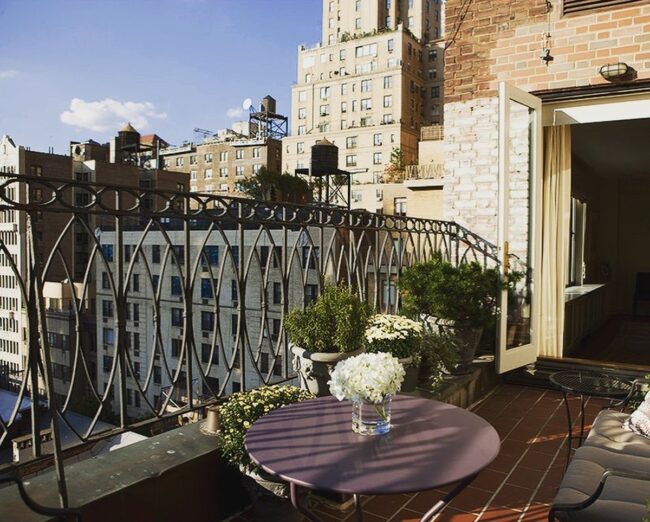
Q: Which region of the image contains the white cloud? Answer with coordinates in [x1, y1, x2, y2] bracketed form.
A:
[0, 70, 18, 80]
[60, 98, 167, 133]
[226, 107, 245, 119]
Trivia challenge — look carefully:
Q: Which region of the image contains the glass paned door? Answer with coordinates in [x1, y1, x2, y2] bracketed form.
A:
[496, 83, 543, 374]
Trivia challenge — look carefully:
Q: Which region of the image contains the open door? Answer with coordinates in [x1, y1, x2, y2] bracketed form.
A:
[496, 83, 543, 374]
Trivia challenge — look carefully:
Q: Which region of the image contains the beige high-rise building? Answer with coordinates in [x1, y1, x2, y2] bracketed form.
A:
[283, 0, 444, 212]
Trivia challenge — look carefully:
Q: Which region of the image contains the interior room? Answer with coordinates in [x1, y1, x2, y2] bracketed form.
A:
[564, 117, 650, 366]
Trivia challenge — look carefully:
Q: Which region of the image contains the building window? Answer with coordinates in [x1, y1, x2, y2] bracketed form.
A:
[171, 308, 183, 327]
[101, 244, 114, 262]
[384, 76, 393, 89]
[341, 83, 348, 95]
[361, 79, 372, 92]
[190, 155, 197, 165]
[231, 280, 238, 303]
[346, 136, 357, 149]
[298, 107, 306, 119]
[305, 284, 319, 303]
[103, 328, 114, 347]
[190, 170, 197, 180]
[236, 149, 244, 159]
[355, 17, 361, 29]
[201, 343, 218, 365]
[201, 278, 213, 299]
[339, 49, 346, 60]
[253, 164, 262, 175]
[385, 16, 391, 26]
[153, 366, 161, 384]
[408, 16, 413, 28]
[204, 153, 213, 163]
[231, 314, 238, 335]
[298, 90, 307, 102]
[320, 104, 330, 116]
[133, 303, 140, 322]
[171, 276, 181, 296]
[171, 339, 182, 358]
[360, 117, 371, 127]
[361, 98, 372, 111]
[235, 165, 244, 177]
[102, 272, 110, 289]
[373, 152, 383, 165]
[373, 133, 383, 146]
[298, 125, 306, 135]
[431, 86, 440, 98]
[383, 95, 392, 108]
[273, 282, 282, 304]
[152, 244, 160, 264]
[219, 151, 228, 162]
[428, 69, 437, 79]
[320, 86, 330, 99]
[219, 167, 228, 178]
[383, 114, 393, 124]
[201, 311, 215, 332]
[204, 168, 213, 179]
[297, 142, 304, 154]
[567, 197, 587, 286]
[428, 48, 437, 61]
[341, 120, 348, 130]
[346, 155, 357, 167]
[394, 197, 407, 217]
[102, 300, 113, 318]
[202, 245, 219, 266]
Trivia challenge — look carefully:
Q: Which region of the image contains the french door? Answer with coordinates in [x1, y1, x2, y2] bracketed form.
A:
[496, 83, 543, 373]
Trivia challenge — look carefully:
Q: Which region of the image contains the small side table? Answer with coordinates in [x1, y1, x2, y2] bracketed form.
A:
[550, 370, 632, 466]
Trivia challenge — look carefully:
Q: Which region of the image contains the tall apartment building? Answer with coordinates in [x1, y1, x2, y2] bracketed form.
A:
[95, 225, 327, 417]
[283, 0, 444, 212]
[0, 130, 188, 403]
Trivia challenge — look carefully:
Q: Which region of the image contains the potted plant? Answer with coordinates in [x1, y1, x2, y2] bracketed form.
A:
[400, 253, 504, 374]
[218, 385, 313, 521]
[418, 329, 459, 391]
[285, 284, 373, 396]
[364, 314, 423, 392]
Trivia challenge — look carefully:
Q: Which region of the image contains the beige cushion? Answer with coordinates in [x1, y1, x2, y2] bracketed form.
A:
[553, 446, 650, 522]
[583, 409, 650, 458]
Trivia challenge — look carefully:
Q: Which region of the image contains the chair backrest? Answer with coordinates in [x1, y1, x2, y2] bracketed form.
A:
[635, 272, 650, 299]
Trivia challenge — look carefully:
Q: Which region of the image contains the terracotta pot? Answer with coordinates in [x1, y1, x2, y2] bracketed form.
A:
[239, 466, 304, 522]
[398, 356, 419, 392]
[291, 345, 363, 397]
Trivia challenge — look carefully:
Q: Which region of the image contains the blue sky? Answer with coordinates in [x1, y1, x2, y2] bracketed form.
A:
[0, 0, 322, 153]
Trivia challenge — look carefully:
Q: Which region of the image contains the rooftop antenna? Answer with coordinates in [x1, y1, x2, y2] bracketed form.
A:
[193, 127, 214, 143]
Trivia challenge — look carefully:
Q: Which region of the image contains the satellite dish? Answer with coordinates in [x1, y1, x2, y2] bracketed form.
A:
[242, 98, 253, 111]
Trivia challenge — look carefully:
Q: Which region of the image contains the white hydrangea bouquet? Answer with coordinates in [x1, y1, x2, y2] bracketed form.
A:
[329, 352, 405, 435]
[364, 314, 424, 361]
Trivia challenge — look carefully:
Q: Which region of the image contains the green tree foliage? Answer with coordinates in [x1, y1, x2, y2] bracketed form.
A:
[238, 167, 311, 204]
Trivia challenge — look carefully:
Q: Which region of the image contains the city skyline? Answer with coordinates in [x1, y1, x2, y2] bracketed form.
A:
[0, 0, 322, 154]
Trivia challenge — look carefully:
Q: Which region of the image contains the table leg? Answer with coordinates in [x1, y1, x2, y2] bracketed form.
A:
[353, 494, 364, 521]
[562, 391, 572, 469]
[420, 475, 477, 522]
[289, 482, 321, 522]
[579, 394, 586, 444]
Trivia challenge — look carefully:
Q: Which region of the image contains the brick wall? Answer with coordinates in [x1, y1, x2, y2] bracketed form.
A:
[443, 0, 650, 241]
[445, 0, 650, 101]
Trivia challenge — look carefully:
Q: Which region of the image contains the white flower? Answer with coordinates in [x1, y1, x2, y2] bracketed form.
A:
[328, 352, 405, 403]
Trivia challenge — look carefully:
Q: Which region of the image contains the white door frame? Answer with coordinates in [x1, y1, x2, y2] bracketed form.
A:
[496, 82, 544, 374]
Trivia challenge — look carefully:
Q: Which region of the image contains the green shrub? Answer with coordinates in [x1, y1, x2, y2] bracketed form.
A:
[420, 330, 459, 391]
[400, 253, 504, 329]
[284, 284, 373, 353]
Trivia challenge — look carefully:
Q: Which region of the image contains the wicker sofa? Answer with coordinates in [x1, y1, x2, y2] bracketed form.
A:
[549, 409, 650, 521]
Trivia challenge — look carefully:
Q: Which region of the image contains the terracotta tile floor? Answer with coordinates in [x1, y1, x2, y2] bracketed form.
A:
[234, 384, 611, 522]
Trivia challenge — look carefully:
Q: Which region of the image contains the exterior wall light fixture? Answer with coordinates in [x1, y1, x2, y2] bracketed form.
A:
[599, 62, 635, 82]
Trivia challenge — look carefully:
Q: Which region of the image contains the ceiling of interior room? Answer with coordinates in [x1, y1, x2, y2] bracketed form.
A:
[571, 118, 650, 179]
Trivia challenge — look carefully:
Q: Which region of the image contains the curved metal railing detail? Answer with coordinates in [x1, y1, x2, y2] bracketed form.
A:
[0, 174, 497, 513]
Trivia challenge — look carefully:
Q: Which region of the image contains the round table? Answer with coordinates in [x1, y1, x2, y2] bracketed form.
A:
[245, 394, 500, 522]
[549, 370, 633, 466]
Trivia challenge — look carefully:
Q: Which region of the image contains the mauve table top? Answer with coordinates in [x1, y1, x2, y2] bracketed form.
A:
[245, 395, 500, 495]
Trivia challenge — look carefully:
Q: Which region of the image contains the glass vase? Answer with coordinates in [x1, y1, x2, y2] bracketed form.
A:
[351, 395, 392, 435]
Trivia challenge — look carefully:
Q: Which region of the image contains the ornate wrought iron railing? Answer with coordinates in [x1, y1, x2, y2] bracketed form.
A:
[0, 174, 497, 513]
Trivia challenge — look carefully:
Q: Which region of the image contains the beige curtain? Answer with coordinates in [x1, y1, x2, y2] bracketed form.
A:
[538, 126, 571, 358]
